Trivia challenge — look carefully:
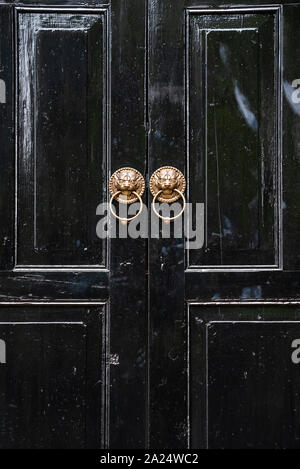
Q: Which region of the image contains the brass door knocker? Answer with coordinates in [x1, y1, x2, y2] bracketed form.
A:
[109, 167, 145, 225]
[150, 166, 186, 223]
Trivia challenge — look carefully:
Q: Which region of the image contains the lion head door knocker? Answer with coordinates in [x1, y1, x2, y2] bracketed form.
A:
[150, 166, 186, 223]
[109, 167, 145, 224]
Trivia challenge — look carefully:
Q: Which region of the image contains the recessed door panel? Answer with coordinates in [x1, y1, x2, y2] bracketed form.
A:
[16, 10, 109, 268]
[189, 305, 300, 449]
[187, 11, 280, 268]
[0, 306, 105, 449]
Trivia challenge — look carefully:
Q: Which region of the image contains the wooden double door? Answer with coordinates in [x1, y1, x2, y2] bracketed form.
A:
[0, 0, 300, 449]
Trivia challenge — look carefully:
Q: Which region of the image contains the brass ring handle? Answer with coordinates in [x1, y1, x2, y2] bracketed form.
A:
[150, 166, 187, 223]
[152, 188, 186, 223]
[108, 167, 145, 225]
[109, 190, 143, 225]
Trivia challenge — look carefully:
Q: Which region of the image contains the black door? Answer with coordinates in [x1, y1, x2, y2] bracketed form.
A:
[0, 0, 147, 449]
[148, 0, 300, 450]
[0, 0, 300, 450]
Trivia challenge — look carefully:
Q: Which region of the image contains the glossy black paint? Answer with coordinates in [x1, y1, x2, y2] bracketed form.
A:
[188, 11, 279, 268]
[189, 305, 300, 449]
[17, 10, 107, 267]
[0, 0, 299, 450]
[109, 0, 147, 449]
[148, 0, 186, 449]
[0, 0, 146, 449]
[0, 306, 105, 448]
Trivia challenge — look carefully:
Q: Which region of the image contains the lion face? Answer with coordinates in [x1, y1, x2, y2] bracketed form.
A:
[155, 168, 179, 195]
[116, 169, 139, 194]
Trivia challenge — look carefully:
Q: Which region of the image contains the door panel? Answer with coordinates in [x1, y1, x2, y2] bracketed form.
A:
[17, 9, 108, 268]
[0, 4, 110, 299]
[189, 305, 300, 449]
[188, 10, 280, 268]
[0, 306, 105, 449]
[283, 5, 300, 270]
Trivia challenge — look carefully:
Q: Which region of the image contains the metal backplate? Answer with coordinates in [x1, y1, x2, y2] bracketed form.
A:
[109, 167, 145, 204]
[150, 166, 186, 203]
